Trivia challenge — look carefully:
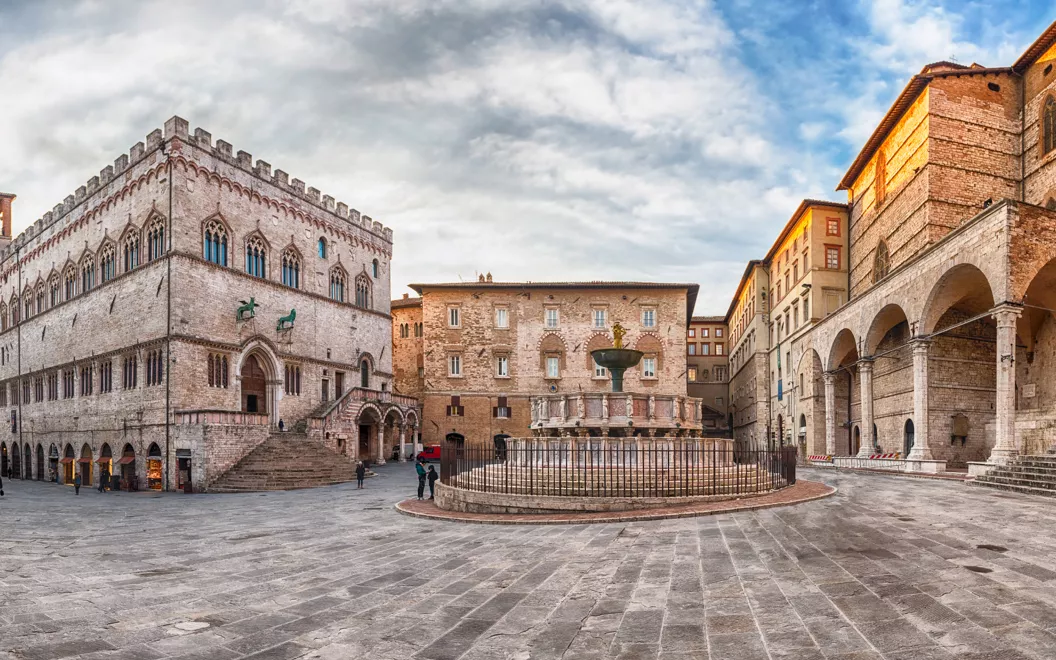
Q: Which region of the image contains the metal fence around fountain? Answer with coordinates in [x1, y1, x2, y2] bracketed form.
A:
[439, 439, 797, 498]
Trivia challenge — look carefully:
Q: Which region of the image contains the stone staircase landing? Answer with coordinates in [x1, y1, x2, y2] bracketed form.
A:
[209, 432, 359, 493]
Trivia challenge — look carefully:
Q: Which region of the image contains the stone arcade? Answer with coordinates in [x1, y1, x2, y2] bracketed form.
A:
[0, 116, 418, 492]
[791, 24, 1056, 477]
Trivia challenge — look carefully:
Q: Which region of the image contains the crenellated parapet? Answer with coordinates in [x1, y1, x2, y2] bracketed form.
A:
[166, 117, 393, 243]
[0, 115, 392, 270]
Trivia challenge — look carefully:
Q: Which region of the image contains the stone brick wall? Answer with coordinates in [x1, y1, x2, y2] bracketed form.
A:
[416, 284, 692, 446]
[0, 116, 396, 490]
[391, 297, 424, 399]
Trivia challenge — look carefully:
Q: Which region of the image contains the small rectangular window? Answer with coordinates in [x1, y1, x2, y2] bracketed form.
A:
[546, 356, 559, 378]
[448, 306, 460, 328]
[702, 343, 711, 356]
[715, 343, 724, 355]
[688, 328, 695, 337]
[545, 308, 559, 328]
[642, 357, 656, 378]
[593, 359, 607, 378]
[642, 309, 656, 328]
[496, 356, 509, 377]
[495, 307, 508, 329]
[826, 246, 840, 270]
[688, 366, 697, 381]
[701, 328, 709, 338]
[592, 308, 607, 329]
[688, 343, 696, 355]
[716, 328, 723, 338]
[447, 395, 464, 416]
[827, 217, 840, 236]
[449, 355, 461, 377]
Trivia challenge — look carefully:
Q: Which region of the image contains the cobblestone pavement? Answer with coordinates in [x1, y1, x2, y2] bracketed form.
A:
[4, 466, 1056, 660]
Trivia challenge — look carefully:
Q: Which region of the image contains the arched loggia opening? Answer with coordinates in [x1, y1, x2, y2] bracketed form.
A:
[864, 304, 912, 454]
[36, 444, 44, 481]
[62, 444, 75, 484]
[1016, 257, 1056, 454]
[919, 264, 998, 467]
[828, 328, 860, 456]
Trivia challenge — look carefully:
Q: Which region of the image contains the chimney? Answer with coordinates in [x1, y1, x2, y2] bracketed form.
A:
[402, 293, 409, 299]
[0, 193, 14, 238]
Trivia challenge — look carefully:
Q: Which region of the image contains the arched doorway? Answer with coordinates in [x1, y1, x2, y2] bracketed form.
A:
[99, 444, 113, 490]
[382, 409, 402, 462]
[0, 441, 6, 477]
[62, 444, 75, 484]
[493, 434, 509, 461]
[119, 443, 136, 491]
[146, 442, 163, 490]
[828, 328, 861, 456]
[11, 443, 20, 479]
[852, 426, 861, 456]
[904, 419, 915, 456]
[36, 444, 44, 481]
[78, 444, 93, 487]
[241, 354, 268, 414]
[356, 404, 382, 463]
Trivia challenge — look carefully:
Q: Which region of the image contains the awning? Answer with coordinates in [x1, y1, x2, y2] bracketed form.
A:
[118, 456, 135, 464]
[95, 457, 111, 464]
[59, 457, 74, 464]
[77, 457, 92, 463]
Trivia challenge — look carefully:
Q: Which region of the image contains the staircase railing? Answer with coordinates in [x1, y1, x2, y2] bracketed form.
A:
[306, 387, 417, 431]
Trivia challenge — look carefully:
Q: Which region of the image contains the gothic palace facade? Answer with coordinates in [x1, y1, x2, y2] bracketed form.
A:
[0, 116, 417, 491]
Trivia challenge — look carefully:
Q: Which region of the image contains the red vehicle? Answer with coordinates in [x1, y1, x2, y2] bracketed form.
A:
[417, 445, 441, 462]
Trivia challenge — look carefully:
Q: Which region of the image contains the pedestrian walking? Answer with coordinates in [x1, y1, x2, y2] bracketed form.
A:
[415, 459, 427, 500]
[0, 472, 4, 497]
[278, 418, 285, 432]
[427, 465, 438, 500]
[74, 473, 81, 495]
[98, 469, 108, 493]
[356, 461, 366, 489]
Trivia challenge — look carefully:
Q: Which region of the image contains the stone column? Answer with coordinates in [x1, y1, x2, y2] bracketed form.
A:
[908, 339, 932, 460]
[376, 423, 386, 465]
[857, 360, 875, 457]
[823, 372, 836, 456]
[398, 425, 407, 462]
[990, 305, 1022, 464]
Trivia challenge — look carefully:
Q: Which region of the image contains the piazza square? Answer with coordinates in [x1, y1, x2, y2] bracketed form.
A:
[4, 4, 1056, 660]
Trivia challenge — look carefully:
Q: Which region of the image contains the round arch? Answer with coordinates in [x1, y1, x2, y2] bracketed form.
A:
[79, 443, 93, 487]
[864, 303, 910, 356]
[920, 263, 996, 335]
[828, 328, 859, 371]
[35, 444, 44, 481]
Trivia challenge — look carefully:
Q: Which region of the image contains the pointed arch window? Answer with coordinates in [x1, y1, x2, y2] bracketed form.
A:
[146, 216, 165, 261]
[371, 259, 379, 278]
[1045, 96, 1056, 155]
[281, 248, 301, 289]
[35, 284, 45, 314]
[64, 266, 76, 300]
[317, 237, 327, 259]
[873, 240, 890, 283]
[100, 242, 117, 283]
[81, 256, 96, 292]
[0, 303, 6, 331]
[123, 231, 140, 272]
[329, 267, 346, 303]
[245, 235, 266, 279]
[355, 273, 371, 308]
[203, 220, 228, 266]
[875, 149, 887, 208]
[10, 296, 18, 326]
[48, 274, 59, 308]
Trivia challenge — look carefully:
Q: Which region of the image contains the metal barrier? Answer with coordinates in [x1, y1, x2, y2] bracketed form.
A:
[440, 438, 796, 498]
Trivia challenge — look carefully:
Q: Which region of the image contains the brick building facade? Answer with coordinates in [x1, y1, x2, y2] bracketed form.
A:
[686, 315, 729, 434]
[409, 279, 698, 447]
[782, 23, 1056, 471]
[763, 201, 850, 453]
[0, 116, 417, 491]
[726, 262, 770, 450]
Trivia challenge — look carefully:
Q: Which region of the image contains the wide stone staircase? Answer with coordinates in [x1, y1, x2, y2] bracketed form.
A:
[209, 432, 360, 493]
[972, 454, 1056, 498]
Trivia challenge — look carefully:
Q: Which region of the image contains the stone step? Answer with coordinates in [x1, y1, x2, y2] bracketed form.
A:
[969, 479, 1056, 499]
[209, 435, 361, 492]
[975, 475, 1056, 490]
[984, 467, 1056, 480]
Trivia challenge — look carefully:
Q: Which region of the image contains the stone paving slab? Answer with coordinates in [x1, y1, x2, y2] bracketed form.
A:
[5, 466, 1056, 659]
[396, 479, 836, 524]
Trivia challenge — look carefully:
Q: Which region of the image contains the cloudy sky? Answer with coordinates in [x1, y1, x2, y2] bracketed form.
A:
[0, 1, 1051, 314]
